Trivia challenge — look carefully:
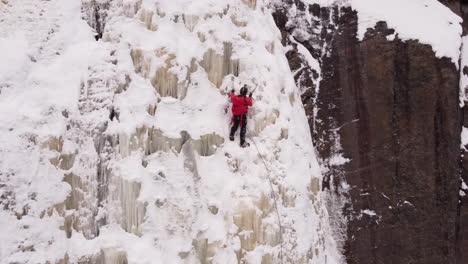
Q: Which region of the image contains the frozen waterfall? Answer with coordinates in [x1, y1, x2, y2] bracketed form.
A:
[0, 0, 342, 263]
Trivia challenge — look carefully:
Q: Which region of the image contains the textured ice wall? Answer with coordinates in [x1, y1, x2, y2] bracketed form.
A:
[0, 0, 342, 263]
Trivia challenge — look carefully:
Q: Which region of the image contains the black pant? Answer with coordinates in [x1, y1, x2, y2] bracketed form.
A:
[230, 114, 247, 145]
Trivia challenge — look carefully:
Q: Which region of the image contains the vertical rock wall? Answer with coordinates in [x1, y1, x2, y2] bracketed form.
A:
[274, 1, 463, 263]
[437, 1, 468, 263]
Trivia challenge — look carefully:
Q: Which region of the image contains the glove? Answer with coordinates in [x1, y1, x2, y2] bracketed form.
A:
[249, 92, 253, 98]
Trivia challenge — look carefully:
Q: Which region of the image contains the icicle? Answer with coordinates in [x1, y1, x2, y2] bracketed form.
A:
[229, 194, 284, 263]
[98, 248, 128, 264]
[150, 64, 180, 98]
[112, 128, 149, 158]
[231, 14, 247, 27]
[41, 136, 63, 152]
[123, 0, 142, 18]
[192, 235, 221, 264]
[63, 173, 83, 211]
[192, 133, 224, 156]
[147, 104, 157, 116]
[129, 127, 149, 156]
[131, 48, 192, 99]
[61, 165, 101, 239]
[148, 128, 185, 154]
[233, 196, 281, 255]
[130, 49, 152, 78]
[112, 128, 224, 158]
[109, 176, 146, 236]
[116, 133, 130, 157]
[139, 9, 157, 31]
[49, 153, 75, 170]
[252, 109, 280, 136]
[201, 42, 240, 88]
[241, 0, 257, 9]
[41, 135, 102, 239]
[44, 136, 76, 170]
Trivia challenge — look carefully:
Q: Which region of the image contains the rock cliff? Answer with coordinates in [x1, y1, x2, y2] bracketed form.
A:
[273, 1, 464, 263]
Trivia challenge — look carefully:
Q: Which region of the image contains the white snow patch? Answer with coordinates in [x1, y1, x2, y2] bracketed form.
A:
[296, 41, 320, 72]
[403, 201, 415, 207]
[459, 36, 468, 106]
[462, 127, 468, 147]
[351, 0, 462, 66]
[328, 154, 350, 166]
[0, 32, 29, 81]
[462, 180, 468, 191]
[361, 209, 377, 217]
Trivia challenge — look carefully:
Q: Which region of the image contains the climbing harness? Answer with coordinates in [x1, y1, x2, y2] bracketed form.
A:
[249, 136, 284, 264]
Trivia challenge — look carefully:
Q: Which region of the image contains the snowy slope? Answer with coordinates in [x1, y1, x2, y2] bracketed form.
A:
[0, 0, 342, 263]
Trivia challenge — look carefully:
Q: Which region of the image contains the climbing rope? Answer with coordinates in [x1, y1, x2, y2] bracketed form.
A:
[249, 136, 284, 264]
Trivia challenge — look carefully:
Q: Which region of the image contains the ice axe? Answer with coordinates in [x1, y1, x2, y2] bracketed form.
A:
[249, 85, 259, 97]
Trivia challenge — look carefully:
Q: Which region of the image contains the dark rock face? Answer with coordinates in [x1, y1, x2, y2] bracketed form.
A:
[440, 2, 468, 263]
[274, 2, 463, 263]
[460, 151, 468, 264]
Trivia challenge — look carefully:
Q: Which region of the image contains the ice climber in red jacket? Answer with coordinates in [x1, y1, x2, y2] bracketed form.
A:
[229, 85, 253, 147]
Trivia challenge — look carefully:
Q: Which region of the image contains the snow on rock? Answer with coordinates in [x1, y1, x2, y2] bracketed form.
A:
[462, 127, 468, 147]
[460, 35, 468, 106]
[350, 0, 463, 66]
[361, 210, 377, 217]
[0, 0, 342, 263]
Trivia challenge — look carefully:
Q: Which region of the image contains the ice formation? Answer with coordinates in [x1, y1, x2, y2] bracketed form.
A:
[0, 0, 342, 263]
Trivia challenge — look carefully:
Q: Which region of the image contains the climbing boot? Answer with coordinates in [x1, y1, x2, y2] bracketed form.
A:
[240, 142, 250, 148]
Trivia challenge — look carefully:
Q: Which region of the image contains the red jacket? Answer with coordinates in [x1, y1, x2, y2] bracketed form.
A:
[230, 93, 252, 115]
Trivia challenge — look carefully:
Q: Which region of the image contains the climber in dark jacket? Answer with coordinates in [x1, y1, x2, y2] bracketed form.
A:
[230, 85, 253, 147]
